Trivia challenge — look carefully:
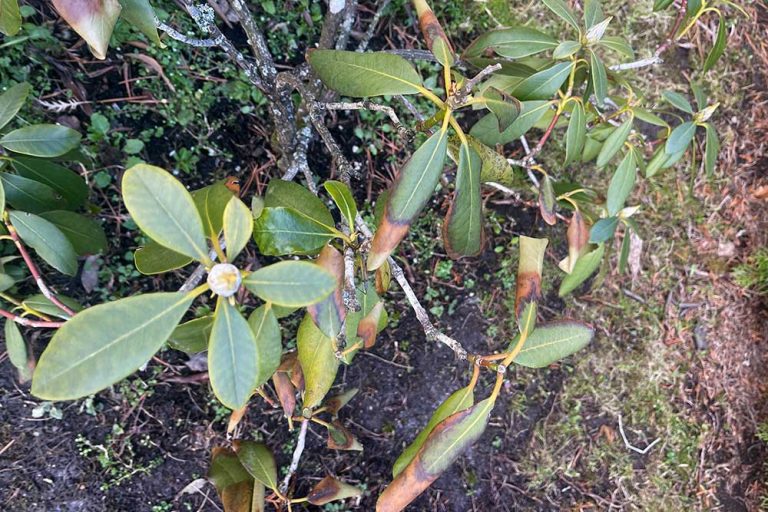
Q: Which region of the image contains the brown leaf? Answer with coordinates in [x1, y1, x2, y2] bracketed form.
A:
[357, 301, 384, 349]
[126, 53, 177, 92]
[52, 0, 122, 59]
[327, 420, 363, 451]
[272, 371, 295, 418]
[558, 210, 590, 274]
[307, 245, 346, 338]
[375, 259, 391, 294]
[324, 388, 359, 416]
[308, 475, 363, 506]
[221, 480, 252, 512]
[227, 405, 247, 434]
[514, 236, 547, 318]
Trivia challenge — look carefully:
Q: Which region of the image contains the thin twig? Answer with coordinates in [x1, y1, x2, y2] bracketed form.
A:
[156, 20, 219, 47]
[618, 414, 661, 455]
[4, 220, 76, 317]
[279, 419, 309, 494]
[357, 0, 392, 52]
[0, 308, 64, 328]
[354, 215, 467, 360]
[446, 64, 501, 110]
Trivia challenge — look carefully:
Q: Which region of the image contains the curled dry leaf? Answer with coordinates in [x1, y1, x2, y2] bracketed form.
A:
[272, 371, 295, 418]
[357, 301, 384, 349]
[324, 388, 359, 416]
[307, 475, 363, 506]
[227, 405, 247, 434]
[327, 420, 363, 451]
[307, 245, 346, 338]
[515, 236, 548, 319]
[558, 210, 590, 274]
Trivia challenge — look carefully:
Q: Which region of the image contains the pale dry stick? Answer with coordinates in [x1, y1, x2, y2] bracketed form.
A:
[0, 308, 63, 328]
[4, 222, 76, 317]
[354, 215, 468, 360]
[155, 20, 220, 47]
[357, 0, 392, 52]
[279, 419, 309, 495]
[617, 414, 661, 455]
[445, 63, 502, 110]
[178, 246, 221, 293]
[317, 101, 412, 139]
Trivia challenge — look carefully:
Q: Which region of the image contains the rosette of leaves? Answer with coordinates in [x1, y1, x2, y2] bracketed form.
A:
[31, 164, 338, 411]
[0, 82, 106, 292]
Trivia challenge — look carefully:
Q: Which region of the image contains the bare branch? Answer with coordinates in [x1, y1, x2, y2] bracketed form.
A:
[156, 20, 220, 47]
[279, 419, 309, 494]
[357, 0, 392, 52]
[610, 56, 663, 71]
[446, 63, 501, 110]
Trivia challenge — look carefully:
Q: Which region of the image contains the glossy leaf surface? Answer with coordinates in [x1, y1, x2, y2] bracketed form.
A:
[243, 261, 336, 308]
[0, 124, 81, 157]
[297, 314, 338, 410]
[444, 142, 483, 258]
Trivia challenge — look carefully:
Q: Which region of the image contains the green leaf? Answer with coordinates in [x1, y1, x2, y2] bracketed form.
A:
[11, 156, 88, 209]
[565, 101, 586, 165]
[559, 244, 605, 296]
[0, 82, 30, 130]
[482, 88, 521, 131]
[119, 0, 162, 45]
[596, 117, 632, 167]
[598, 36, 634, 58]
[368, 128, 448, 270]
[703, 15, 727, 73]
[589, 50, 608, 106]
[323, 180, 357, 230]
[168, 316, 213, 353]
[510, 62, 572, 101]
[584, 0, 604, 29]
[39, 211, 107, 255]
[122, 164, 209, 262]
[52, 0, 122, 59]
[209, 447, 252, 494]
[513, 321, 594, 367]
[589, 217, 618, 243]
[223, 196, 252, 261]
[0, 177, 4, 214]
[662, 91, 694, 114]
[297, 314, 339, 410]
[633, 108, 668, 128]
[208, 297, 259, 410]
[134, 240, 193, 275]
[307, 50, 423, 97]
[192, 181, 235, 239]
[463, 27, 558, 59]
[32, 292, 194, 400]
[21, 294, 82, 320]
[234, 441, 278, 491]
[0, 172, 68, 213]
[0, 124, 82, 157]
[392, 385, 474, 477]
[8, 211, 77, 276]
[4, 319, 31, 381]
[606, 150, 636, 215]
[552, 40, 581, 59]
[654, 0, 675, 10]
[444, 143, 483, 258]
[538, 175, 556, 225]
[704, 123, 719, 176]
[0, 0, 21, 36]
[342, 286, 387, 363]
[264, 180, 334, 227]
[665, 121, 696, 154]
[619, 228, 631, 273]
[252, 206, 339, 256]
[542, 0, 580, 30]
[469, 100, 550, 146]
[247, 305, 282, 388]
[243, 260, 336, 308]
[377, 397, 494, 511]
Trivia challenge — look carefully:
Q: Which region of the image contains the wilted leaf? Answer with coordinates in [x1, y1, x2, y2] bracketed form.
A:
[368, 128, 448, 270]
[327, 420, 363, 451]
[516, 236, 547, 320]
[558, 210, 590, 274]
[52, 0, 122, 59]
[308, 476, 363, 506]
[272, 370, 296, 417]
[392, 385, 474, 477]
[307, 245, 346, 339]
[377, 398, 494, 511]
[324, 388, 358, 416]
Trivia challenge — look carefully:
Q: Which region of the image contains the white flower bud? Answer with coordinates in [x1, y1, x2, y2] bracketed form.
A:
[207, 263, 242, 297]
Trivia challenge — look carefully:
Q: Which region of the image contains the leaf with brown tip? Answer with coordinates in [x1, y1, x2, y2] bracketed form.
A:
[376, 397, 494, 512]
[558, 210, 590, 274]
[308, 476, 363, 506]
[357, 301, 384, 349]
[515, 236, 548, 320]
[327, 420, 363, 451]
[52, 0, 122, 59]
[324, 388, 359, 416]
